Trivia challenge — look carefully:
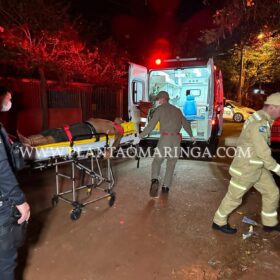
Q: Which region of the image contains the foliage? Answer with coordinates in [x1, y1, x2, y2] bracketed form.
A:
[239, 35, 280, 92]
[199, 0, 280, 102]
[214, 55, 239, 97]
[0, 0, 128, 129]
[0, 0, 128, 84]
[200, 0, 280, 48]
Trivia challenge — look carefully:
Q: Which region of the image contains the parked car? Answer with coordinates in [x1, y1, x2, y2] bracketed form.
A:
[223, 100, 255, 122]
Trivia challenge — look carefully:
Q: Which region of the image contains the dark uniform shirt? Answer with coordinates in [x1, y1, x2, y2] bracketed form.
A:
[0, 124, 25, 205]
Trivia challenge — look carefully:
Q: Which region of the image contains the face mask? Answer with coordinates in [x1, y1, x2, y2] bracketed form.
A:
[1, 101, 12, 112]
[155, 101, 160, 107]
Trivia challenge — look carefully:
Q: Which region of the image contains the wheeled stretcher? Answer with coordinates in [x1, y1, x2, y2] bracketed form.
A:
[25, 122, 139, 220]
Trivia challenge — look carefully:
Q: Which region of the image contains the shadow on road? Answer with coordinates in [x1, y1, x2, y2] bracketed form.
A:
[15, 208, 52, 280]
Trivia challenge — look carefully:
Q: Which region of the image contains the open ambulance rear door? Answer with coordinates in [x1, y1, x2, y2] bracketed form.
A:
[128, 63, 148, 133]
[205, 58, 215, 141]
[215, 70, 224, 136]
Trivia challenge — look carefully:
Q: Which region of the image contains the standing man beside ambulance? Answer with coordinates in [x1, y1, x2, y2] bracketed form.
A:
[139, 91, 195, 197]
[0, 87, 30, 279]
[213, 93, 280, 234]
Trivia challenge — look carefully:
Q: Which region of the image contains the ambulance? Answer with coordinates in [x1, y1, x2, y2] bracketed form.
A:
[128, 57, 224, 153]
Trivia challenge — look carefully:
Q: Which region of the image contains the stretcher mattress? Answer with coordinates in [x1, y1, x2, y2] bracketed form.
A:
[25, 122, 138, 161]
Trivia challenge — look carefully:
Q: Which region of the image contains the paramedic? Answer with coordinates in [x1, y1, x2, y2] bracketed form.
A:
[139, 91, 195, 197]
[0, 87, 30, 279]
[213, 92, 280, 234]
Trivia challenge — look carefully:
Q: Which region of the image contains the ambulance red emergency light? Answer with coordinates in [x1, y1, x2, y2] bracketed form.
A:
[128, 57, 224, 152]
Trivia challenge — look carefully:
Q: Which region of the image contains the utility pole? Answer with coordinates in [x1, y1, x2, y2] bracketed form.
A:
[237, 46, 245, 104]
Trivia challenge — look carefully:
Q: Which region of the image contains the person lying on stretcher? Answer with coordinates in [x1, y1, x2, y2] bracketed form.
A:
[18, 117, 125, 152]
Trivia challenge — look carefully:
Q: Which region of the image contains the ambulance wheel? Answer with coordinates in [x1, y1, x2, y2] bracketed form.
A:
[233, 113, 244, 123]
[51, 196, 59, 207]
[70, 208, 82, 220]
[109, 192, 116, 207]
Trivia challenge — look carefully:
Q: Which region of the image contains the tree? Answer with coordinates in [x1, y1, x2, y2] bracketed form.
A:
[239, 35, 280, 100]
[0, 0, 128, 129]
[214, 55, 239, 100]
[0, 0, 71, 129]
[200, 0, 280, 103]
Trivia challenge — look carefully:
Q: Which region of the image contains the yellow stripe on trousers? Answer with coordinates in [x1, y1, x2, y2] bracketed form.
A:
[230, 167, 242, 176]
[261, 211, 277, 217]
[230, 180, 247, 191]
[217, 210, 227, 218]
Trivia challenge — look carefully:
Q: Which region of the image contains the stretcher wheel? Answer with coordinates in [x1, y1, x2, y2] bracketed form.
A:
[52, 196, 59, 207]
[70, 208, 82, 220]
[109, 192, 116, 207]
[87, 187, 92, 196]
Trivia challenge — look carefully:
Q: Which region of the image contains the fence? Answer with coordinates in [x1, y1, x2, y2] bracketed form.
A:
[0, 77, 126, 135]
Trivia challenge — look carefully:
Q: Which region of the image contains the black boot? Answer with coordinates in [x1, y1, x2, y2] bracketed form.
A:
[212, 222, 237, 234]
[150, 179, 159, 198]
[161, 186, 169, 193]
[263, 224, 280, 232]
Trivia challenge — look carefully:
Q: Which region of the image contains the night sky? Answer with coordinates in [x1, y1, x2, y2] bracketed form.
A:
[70, 0, 218, 62]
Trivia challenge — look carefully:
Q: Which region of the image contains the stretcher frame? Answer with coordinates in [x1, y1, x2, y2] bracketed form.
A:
[30, 134, 114, 220]
[27, 122, 138, 220]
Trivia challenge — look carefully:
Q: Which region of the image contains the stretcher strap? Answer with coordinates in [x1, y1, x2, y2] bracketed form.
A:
[113, 122, 124, 136]
[63, 125, 73, 143]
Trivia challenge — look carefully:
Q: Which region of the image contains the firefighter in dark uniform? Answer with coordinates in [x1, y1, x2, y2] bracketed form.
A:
[0, 87, 30, 279]
[140, 91, 195, 197]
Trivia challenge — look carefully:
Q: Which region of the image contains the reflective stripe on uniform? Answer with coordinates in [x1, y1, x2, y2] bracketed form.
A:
[253, 112, 262, 121]
[261, 211, 277, 217]
[230, 180, 247, 191]
[140, 118, 147, 122]
[266, 121, 271, 129]
[249, 159, 263, 165]
[247, 116, 254, 124]
[229, 167, 242, 176]
[216, 210, 227, 218]
[272, 164, 280, 173]
[243, 116, 254, 129]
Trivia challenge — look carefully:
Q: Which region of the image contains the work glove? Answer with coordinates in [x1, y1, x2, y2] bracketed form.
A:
[272, 164, 280, 177]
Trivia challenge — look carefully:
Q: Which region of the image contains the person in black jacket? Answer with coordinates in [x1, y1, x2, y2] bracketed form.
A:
[0, 87, 30, 280]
